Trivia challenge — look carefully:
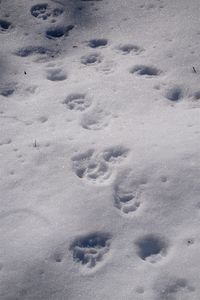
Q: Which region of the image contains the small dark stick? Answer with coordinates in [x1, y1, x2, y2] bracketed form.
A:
[24, 71, 27, 75]
[193, 66, 197, 73]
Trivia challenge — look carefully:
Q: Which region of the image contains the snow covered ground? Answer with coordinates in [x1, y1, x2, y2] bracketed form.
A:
[1, 0, 200, 299]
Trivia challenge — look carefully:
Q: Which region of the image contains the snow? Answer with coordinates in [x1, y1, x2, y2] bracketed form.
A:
[1, 0, 200, 299]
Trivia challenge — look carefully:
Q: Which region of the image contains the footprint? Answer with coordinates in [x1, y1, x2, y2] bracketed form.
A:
[192, 91, 200, 100]
[46, 25, 74, 39]
[15, 46, 57, 60]
[52, 8, 64, 17]
[96, 59, 115, 74]
[81, 108, 110, 130]
[165, 86, 183, 101]
[189, 90, 200, 108]
[30, 3, 48, 19]
[0, 84, 15, 97]
[46, 68, 67, 81]
[135, 234, 167, 263]
[71, 149, 111, 183]
[38, 116, 48, 123]
[72, 147, 128, 184]
[0, 20, 12, 33]
[81, 52, 102, 65]
[155, 277, 195, 300]
[113, 170, 142, 215]
[116, 44, 143, 55]
[63, 93, 91, 111]
[103, 145, 129, 164]
[70, 232, 111, 270]
[30, 3, 64, 20]
[135, 286, 145, 294]
[130, 65, 161, 76]
[88, 38, 108, 48]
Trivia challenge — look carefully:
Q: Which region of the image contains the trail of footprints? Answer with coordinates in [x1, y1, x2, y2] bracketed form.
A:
[1, 2, 198, 296]
[7, 0, 188, 105]
[68, 232, 169, 273]
[2, 0, 200, 107]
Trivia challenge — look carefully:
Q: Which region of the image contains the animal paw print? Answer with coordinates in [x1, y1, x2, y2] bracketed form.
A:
[46, 25, 74, 39]
[130, 65, 161, 77]
[15, 46, 58, 61]
[71, 146, 129, 184]
[87, 38, 108, 48]
[71, 149, 111, 184]
[165, 85, 183, 102]
[30, 3, 64, 21]
[46, 68, 67, 81]
[116, 43, 143, 55]
[81, 52, 102, 65]
[135, 234, 168, 263]
[81, 108, 110, 130]
[103, 146, 129, 164]
[0, 20, 12, 33]
[63, 93, 91, 111]
[155, 276, 195, 300]
[113, 169, 144, 215]
[70, 232, 111, 271]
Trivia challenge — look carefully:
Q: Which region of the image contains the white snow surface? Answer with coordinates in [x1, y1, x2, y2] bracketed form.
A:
[1, 0, 200, 299]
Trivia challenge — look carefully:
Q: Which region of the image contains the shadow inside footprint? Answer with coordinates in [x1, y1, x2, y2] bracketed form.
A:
[63, 93, 91, 111]
[0, 20, 11, 32]
[165, 86, 183, 101]
[117, 44, 143, 55]
[130, 65, 161, 76]
[135, 234, 167, 262]
[0, 84, 15, 97]
[88, 38, 108, 48]
[46, 68, 66, 81]
[81, 52, 102, 65]
[46, 25, 74, 39]
[193, 91, 200, 100]
[52, 7, 64, 17]
[15, 46, 57, 60]
[103, 145, 129, 163]
[81, 109, 109, 130]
